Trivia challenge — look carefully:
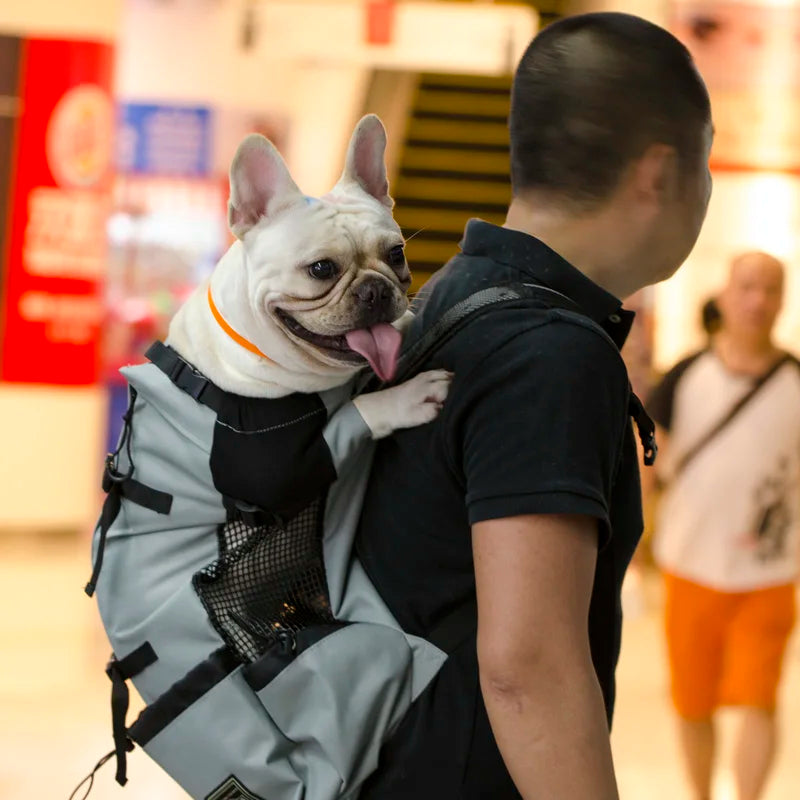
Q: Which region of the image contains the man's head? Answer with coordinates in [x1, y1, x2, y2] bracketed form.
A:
[717, 251, 784, 343]
[509, 13, 713, 287]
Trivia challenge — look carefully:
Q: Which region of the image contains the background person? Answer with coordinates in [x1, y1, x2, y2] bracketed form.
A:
[648, 251, 800, 800]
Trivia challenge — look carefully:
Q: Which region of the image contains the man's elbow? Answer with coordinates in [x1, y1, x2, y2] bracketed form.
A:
[477, 634, 592, 704]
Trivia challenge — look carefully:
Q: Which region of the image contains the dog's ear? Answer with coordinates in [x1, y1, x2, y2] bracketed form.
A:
[336, 114, 392, 209]
[228, 134, 303, 238]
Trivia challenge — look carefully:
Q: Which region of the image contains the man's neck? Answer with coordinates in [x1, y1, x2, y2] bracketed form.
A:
[714, 330, 780, 375]
[504, 196, 644, 300]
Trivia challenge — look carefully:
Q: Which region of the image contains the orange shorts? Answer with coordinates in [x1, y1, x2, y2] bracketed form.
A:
[663, 572, 796, 719]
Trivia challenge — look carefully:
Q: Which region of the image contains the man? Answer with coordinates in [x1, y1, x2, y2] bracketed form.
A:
[356, 12, 713, 800]
[648, 252, 800, 800]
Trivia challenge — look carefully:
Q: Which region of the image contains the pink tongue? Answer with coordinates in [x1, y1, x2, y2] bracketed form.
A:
[345, 323, 402, 381]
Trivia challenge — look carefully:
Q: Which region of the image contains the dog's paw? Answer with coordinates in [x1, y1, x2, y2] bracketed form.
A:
[392, 370, 452, 428]
[352, 370, 453, 440]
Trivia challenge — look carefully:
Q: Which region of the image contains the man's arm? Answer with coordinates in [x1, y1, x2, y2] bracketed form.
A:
[473, 513, 619, 800]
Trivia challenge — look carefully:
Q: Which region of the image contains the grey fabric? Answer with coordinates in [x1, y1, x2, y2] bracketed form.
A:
[322, 398, 371, 476]
[256, 623, 416, 799]
[96, 365, 226, 702]
[142, 667, 304, 800]
[93, 364, 448, 800]
[320, 398, 447, 701]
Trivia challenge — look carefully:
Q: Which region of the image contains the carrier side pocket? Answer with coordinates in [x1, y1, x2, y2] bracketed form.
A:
[247, 621, 417, 800]
[129, 649, 303, 800]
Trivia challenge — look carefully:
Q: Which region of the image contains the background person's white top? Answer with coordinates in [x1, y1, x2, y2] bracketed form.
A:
[651, 351, 800, 591]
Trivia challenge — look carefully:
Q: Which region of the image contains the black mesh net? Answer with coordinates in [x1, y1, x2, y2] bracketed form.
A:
[193, 496, 334, 663]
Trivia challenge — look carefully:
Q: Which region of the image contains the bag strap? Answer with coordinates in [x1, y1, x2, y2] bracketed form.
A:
[393, 282, 581, 385]
[85, 387, 173, 598]
[672, 353, 794, 479]
[393, 281, 657, 464]
[145, 340, 227, 413]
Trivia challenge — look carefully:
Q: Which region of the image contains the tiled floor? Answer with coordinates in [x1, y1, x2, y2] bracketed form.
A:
[1, 533, 798, 799]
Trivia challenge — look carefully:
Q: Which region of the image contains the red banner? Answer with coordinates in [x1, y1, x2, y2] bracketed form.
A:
[1, 38, 115, 385]
[366, 0, 395, 46]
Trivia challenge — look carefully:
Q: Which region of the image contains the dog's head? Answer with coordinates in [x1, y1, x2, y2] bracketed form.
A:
[226, 114, 410, 382]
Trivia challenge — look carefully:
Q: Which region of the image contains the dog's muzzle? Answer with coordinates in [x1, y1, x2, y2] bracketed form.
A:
[352, 277, 398, 328]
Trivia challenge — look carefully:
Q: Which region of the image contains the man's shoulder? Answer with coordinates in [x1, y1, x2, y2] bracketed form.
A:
[781, 351, 800, 374]
[646, 349, 707, 431]
[444, 300, 626, 379]
[772, 352, 800, 402]
[651, 349, 708, 400]
[416, 260, 623, 368]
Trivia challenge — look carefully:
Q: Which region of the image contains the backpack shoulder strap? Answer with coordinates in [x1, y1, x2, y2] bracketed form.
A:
[394, 280, 658, 465]
[393, 282, 581, 385]
[145, 340, 227, 414]
[672, 352, 794, 479]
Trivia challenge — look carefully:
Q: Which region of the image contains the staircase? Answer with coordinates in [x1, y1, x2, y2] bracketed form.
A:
[392, 73, 513, 292]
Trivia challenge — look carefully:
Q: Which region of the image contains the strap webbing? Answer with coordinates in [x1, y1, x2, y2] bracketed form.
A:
[393, 283, 580, 386]
[145, 340, 226, 413]
[672, 353, 793, 478]
[394, 281, 657, 466]
[629, 392, 658, 466]
[85, 387, 173, 597]
[114, 642, 158, 679]
[105, 643, 157, 786]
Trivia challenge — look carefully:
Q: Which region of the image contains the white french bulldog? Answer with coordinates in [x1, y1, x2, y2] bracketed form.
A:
[167, 114, 450, 437]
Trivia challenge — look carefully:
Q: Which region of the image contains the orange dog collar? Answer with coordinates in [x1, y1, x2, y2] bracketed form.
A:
[207, 286, 271, 361]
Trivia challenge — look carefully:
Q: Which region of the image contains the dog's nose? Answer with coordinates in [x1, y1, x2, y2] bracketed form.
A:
[353, 278, 393, 309]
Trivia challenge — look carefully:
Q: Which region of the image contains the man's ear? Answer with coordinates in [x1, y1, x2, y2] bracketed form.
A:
[334, 114, 393, 209]
[228, 134, 304, 238]
[632, 143, 678, 207]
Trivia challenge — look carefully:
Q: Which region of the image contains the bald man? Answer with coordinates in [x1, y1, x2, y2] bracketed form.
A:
[647, 252, 800, 800]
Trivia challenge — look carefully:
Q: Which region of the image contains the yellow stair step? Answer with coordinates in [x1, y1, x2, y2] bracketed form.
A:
[395, 175, 511, 205]
[406, 118, 510, 147]
[401, 146, 509, 175]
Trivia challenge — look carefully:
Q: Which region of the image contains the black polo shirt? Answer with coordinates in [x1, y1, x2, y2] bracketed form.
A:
[356, 220, 644, 800]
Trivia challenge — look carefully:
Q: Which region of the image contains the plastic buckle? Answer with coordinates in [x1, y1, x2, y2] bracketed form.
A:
[184, 370, 208, 402]
[644, 435, 658, 466]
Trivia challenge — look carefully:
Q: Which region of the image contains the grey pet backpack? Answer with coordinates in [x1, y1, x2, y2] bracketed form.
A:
[78, 284, 656, 800]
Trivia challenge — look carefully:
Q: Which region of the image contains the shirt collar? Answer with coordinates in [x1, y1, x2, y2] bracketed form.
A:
[459, 219, 634, 349]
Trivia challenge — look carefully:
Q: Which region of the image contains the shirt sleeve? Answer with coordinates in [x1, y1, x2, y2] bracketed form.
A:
[646, 351, 702, 432]
[445, 317, 630, 544]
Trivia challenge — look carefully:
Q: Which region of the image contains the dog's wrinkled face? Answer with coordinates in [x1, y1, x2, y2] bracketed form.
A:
[227, 115, 410, 381]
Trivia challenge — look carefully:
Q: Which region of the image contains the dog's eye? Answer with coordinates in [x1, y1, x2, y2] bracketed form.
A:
[307, 259, 338, 280]
[387, 245, 405, 269]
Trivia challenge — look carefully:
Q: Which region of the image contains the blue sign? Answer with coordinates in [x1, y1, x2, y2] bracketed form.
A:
[118, 103, 212, 177]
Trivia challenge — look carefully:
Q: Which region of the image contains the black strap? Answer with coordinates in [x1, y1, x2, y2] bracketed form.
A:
[85, 388, 173, 597]
[101, 473, 173, 514]
[127, 647, 240, 748]
[394, 283, 580, 386]
[146, 340, 226, 413]
[85, 388, 138, 597]
[394, 282, 657, 466]
[113, 641, 159, 679]
[672, 353, 793, 478]
[629, 392, 658, 466]
[84, 487, 121, 597]
[104, 643, 158, 786]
